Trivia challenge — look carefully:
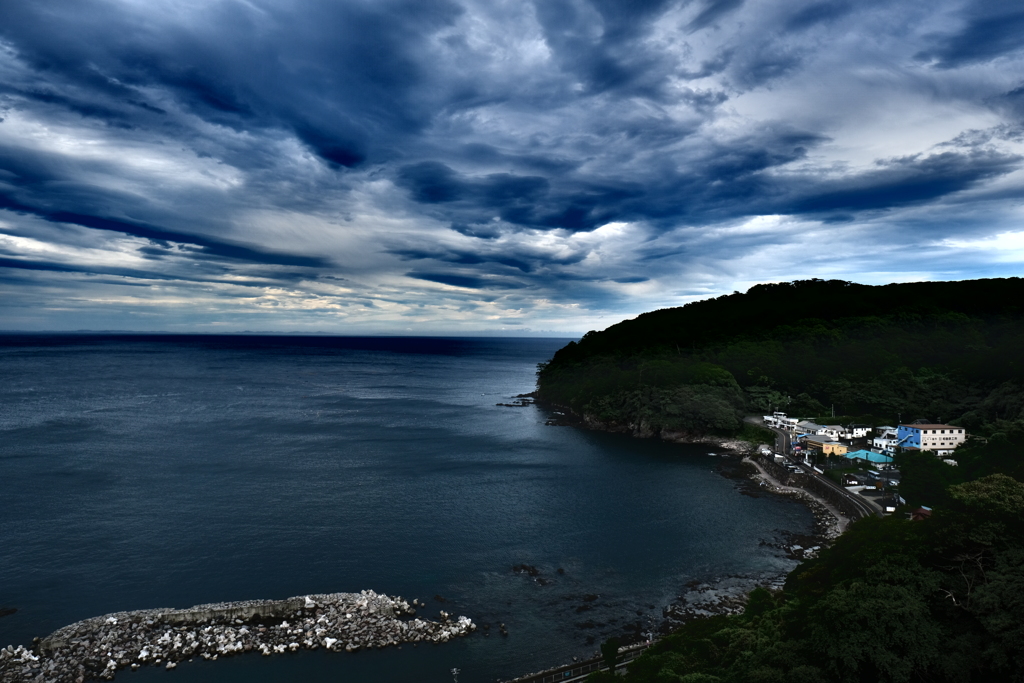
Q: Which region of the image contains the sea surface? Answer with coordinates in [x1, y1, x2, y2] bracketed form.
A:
[0, 335, 814, 682]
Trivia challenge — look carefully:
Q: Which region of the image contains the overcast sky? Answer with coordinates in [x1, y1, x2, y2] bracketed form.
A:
[1, 0, 1023, 334]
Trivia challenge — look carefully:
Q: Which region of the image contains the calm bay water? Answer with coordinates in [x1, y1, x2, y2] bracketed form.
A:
[0, 335, 813, 682]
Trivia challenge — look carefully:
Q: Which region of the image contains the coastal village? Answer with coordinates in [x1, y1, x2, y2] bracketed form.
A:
[760, 411, 969, 516]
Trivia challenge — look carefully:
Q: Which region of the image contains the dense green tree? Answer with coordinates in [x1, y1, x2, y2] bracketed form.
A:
[893, 450, 962, 508]
[615, 470, 1024, 683]
[543, 279, 1024, 683]
[601, 637, 622, 673]
[538, 278, 1024, 438]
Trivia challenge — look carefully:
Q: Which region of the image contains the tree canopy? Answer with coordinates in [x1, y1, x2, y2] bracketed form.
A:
[540, 278, 1024, 437]
[607, 459, 1024, 683]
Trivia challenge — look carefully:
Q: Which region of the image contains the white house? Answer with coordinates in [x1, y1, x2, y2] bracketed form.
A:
[822, 424, 871, 440]
[763, 412, 800, 431]
[822, 425, 845, 440]
[847, 424, 871, 439]
[796, 420, 827, 435]
[872, 427, 900, 454]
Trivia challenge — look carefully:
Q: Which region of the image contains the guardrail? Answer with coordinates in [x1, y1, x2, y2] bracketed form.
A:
[501, 642, 651, 683]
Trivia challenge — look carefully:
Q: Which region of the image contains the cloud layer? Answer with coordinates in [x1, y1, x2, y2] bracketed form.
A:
[1, 0, 1023, 333]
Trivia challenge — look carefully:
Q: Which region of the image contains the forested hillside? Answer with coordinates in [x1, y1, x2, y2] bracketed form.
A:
[588, 433, 1024, 683]
[537, 278, 1024, 438]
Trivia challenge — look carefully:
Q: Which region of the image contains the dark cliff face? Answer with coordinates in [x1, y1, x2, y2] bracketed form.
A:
[537, 278, 1024, 437]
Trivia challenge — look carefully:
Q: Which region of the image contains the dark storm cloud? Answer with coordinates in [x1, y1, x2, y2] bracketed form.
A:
[993, 86, 1024, 124]
[6, 0, 1011, 240]
[391, 240, 592, 278]
[677, 51, 733, 80]
[0, 251, 203, 283]
[0, 86, 129, 125]
[1, 0, 1023, 330]
[783, 1, 853, 31]
[0, 193, 329, 268]
[687, 0, 745, 32]
[785, 150, 1023, 215]
[916, 1, 1024, 68]
[393, 247, 535, 273]
[396, 162, 470, 204]
[459, 144, 581, 176]
[0, 240, 313, 287]
[295, 126, 366, 169]
[0, 256, 85, 274]
[396, 120, 1023, 247]
[531, 0, 679, 98]
[0, 0, 464, 163]
[728, 47, 803, 89]
[398, 161, 643, 232]
[406, 271, 530, 290]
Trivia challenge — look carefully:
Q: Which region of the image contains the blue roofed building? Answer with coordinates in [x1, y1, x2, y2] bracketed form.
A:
[844, 449, 893, 469]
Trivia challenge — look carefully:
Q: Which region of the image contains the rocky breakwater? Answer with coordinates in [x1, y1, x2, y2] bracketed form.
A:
[0, 590, 475, 682]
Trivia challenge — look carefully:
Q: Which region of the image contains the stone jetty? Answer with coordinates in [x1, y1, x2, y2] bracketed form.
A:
[0, 590, 475, 682]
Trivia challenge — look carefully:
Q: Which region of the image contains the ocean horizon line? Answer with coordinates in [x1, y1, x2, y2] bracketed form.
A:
[0, 330, 578, 339]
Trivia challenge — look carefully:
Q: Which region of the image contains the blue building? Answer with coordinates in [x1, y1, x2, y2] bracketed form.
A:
[896, 423, 966, 455]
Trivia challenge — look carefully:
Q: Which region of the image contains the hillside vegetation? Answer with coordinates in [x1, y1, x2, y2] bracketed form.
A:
[588, 433, 1024, 683]
[537, 278, 1024, 438]
[549, 279, 1024, 681]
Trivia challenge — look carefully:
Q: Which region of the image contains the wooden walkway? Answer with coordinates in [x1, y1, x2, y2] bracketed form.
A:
[500, 642, 652, 683]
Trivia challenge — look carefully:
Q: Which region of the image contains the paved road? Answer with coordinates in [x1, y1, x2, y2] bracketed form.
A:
[746, 416, 881, 519]
[792, 454, 881, 519]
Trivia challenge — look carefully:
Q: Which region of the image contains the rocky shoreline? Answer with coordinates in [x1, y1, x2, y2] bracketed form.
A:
[653, 510, 833, 637]
[544, 457, 837, 649]
[537, 401, 758, 454]
[537, 399, 841, 541]
[0, 590, 474, 683]
[539, 400, 837, 538]
[531, 401, 839, 647]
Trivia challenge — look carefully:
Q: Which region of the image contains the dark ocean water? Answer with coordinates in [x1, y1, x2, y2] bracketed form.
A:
[0, 335, 813, 682]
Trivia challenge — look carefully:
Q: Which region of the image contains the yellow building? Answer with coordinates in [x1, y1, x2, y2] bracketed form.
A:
[804, 437, 848, 456]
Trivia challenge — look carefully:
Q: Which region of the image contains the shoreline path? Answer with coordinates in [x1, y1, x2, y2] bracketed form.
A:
[742, 456, 853, 535]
